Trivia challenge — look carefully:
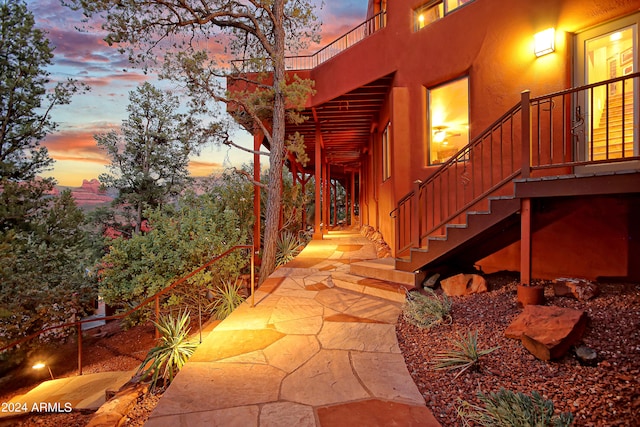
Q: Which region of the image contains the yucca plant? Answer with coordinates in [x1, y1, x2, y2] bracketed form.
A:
[432, 330, 499, 378]
[210, 278, 245, 320]
[275, 230, 301, 267]
[137, 310, 198, 391]
[402, 288, 453, 329]
[457, 388, 574, 427]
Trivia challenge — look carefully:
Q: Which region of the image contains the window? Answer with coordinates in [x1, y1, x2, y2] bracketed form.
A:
[414, 0, 473, 31]
[428, 77, 469, 165]
[382, 123, 391, 181]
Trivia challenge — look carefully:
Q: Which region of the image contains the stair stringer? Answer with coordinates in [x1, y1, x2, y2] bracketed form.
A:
[395, 196, 521, 272]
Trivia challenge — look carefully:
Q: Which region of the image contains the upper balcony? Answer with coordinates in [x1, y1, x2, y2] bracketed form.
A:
[231, 11, 386, 72]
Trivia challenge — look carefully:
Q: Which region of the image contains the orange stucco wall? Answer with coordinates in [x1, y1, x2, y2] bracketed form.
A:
[306, 0, 640, 279]
[478, 196, 640, 281]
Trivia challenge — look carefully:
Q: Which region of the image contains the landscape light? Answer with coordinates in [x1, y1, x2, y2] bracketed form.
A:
[32, 362, 55, 380]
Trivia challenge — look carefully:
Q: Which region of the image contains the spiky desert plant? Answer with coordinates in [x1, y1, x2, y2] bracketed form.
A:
[137, 310, 198, 391]
[433, 330, 499, 378]
[457, 388, 574, 427]
[403, 288, 453, 329]
[275, 230, 302, 267]
[210, 278, 245, 320]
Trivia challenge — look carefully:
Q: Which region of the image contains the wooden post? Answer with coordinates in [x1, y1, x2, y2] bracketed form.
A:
[520, 198, 532, 285]
[77, 323, 83, 376]
[350, 171, 356, 226]
[250, 247, 255, 308]
[253, 132, 262, 255]
[323, 160, 330, 234]
[521, 90, 531, 179]
[154, 296, 160, 339]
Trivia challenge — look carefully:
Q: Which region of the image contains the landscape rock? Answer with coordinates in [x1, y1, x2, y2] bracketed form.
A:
[440, 273, 487, 296]
[86, 383, 147, 427]
[553, 278, 600, 301]
[505, 305, 588, 361]
[575, 345, 598, 366]
[422, 273, 440, 289]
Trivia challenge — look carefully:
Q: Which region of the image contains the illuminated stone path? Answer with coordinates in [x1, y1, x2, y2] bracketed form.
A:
[146, 229, 440, 426]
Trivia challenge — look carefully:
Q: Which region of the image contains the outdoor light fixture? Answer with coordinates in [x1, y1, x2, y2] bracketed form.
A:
[32, 362, 55, 380]
[534, 28, 555, 57]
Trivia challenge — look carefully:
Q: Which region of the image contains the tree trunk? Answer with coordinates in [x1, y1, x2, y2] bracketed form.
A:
[258, 0, 287, 285]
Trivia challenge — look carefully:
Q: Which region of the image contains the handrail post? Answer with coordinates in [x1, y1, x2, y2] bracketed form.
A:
[411, 180, 422, 249]
[521, 90, 531, 179]
[154, 295, 160, 339]
[250, 247, 255, 308]
[77, 322, 83, 376]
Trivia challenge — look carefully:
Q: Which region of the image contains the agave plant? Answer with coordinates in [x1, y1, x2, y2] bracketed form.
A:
[137, 310, 198, 391]
[457, 388, 574, 427]
[210, 278, 245, 320]
[402, 288, 453, 329]
[275, 230, 302, 267]
[432, 330, 499, 378]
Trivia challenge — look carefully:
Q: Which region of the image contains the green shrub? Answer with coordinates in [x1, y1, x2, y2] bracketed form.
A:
[402, 288, 452, 329]
[210, 278, 245, 320]
[275, 230, 302, 267]
[457, 388, 574, 427]
[433, 330, 499, 378]
[137, 311, 198, 391]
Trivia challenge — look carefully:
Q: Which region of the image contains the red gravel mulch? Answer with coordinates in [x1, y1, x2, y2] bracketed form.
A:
[397, 273, 640, 426]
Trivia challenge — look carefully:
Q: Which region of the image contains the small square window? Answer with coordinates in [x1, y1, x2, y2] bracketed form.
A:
[414, 2, 444, 31]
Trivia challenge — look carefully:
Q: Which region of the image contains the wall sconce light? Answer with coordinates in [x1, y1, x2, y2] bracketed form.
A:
[534, 28, 555, 57]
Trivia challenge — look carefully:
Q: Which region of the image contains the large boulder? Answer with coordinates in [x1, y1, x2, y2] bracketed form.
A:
[505, 305, 588, 361]
[440, 273, 487, 296]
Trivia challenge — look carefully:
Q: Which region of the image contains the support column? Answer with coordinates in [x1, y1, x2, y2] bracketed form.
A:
[332, 179, 337, 227]
[520, 198, 532, 285]
[350, 171, 356, 226]
[323, 158, 330, 235]
[313, 129, 323, 239]
[253, 132, 262, 257]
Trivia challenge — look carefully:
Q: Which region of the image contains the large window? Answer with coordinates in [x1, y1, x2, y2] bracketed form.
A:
[414, 0, 473, 31]
[382, 122, 391, 181]
[428, 77, 469, 165]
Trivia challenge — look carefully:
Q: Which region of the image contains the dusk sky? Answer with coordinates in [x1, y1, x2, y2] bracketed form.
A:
[25, 0, 370, 186]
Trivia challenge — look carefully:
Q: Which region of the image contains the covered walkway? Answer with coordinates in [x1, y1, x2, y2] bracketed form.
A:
[145, 229, 440, 426]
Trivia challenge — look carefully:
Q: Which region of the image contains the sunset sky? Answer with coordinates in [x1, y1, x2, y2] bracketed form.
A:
[26, 0, 370, 186]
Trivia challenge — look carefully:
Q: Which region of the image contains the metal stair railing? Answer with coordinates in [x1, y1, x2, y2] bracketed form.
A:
[0, 245, 255, 376]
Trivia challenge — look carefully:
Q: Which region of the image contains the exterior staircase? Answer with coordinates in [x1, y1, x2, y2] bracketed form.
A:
[395, 195, 521, 273]
[392, 72, 639, 276]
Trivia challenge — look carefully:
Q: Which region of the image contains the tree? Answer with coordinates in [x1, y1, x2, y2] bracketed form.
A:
[0, 190, 98, 367]
[65, 0, 320, 284]
[0, 0, 87, 181]
[98, 190, 249, 316]
[96, 82, 215, 233]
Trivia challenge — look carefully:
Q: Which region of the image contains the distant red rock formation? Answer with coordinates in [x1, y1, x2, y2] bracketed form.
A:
[63, 179, 114, 208]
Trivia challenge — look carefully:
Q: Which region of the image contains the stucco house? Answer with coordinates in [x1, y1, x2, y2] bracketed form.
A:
[235, 0, 640, 285]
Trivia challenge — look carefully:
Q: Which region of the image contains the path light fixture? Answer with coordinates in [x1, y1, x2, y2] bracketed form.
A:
[534, 28, 555, 57]
[32, 362, 54, 380]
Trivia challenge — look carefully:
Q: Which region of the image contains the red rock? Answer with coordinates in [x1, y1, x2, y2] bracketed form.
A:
[505, 305, 588, 361]
[440, 273, 487, 296]
[554, 278, 600, 301]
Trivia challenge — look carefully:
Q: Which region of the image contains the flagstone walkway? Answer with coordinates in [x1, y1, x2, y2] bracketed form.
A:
[145, 229, 441, 426]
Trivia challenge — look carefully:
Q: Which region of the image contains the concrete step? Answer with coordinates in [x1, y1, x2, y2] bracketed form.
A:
[331, 271, 414, 303]
[350, 258, 422, 287]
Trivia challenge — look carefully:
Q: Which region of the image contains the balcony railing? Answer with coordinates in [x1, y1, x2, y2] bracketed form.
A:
[394, 72, 640, 255]
[232, 11, 386, 72]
